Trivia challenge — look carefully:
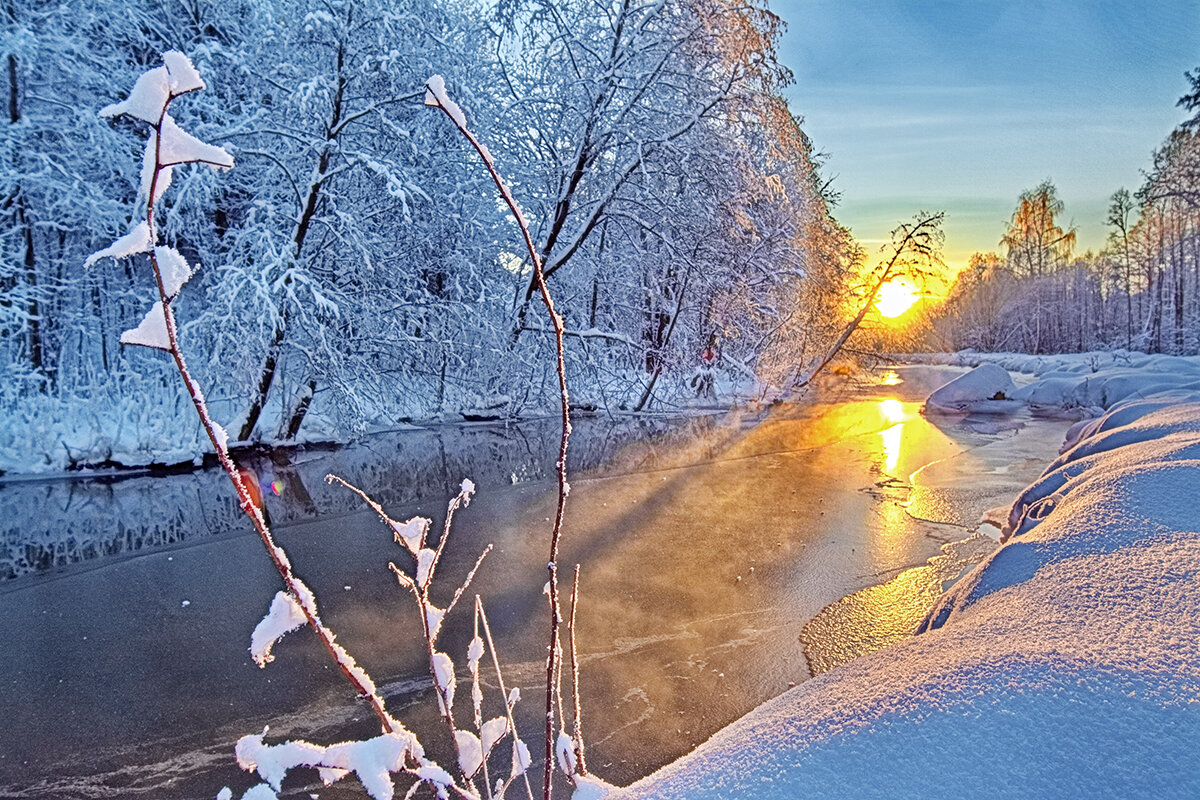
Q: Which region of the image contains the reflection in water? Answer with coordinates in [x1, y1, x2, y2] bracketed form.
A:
[878, 398, 905, 424]
[0, 415, 698, 583]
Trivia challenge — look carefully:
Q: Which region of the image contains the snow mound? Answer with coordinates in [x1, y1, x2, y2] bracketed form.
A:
[619, 390, 1200, 799]
[922, 363, 1020, 415]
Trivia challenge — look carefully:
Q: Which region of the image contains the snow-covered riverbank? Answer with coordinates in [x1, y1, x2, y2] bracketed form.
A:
[616, 355, 1200, 799]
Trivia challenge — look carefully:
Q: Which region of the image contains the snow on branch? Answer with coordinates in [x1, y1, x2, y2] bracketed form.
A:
[97, 50, 206, 123]
[83, 221, 152, 268]
[119, 301, 171, 351]
[153, 246, 194, 298]
[159, 114, 234, 168]
[250, 591, 308, 667]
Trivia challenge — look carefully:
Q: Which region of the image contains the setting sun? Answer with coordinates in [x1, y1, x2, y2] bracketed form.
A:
[874, 279, 920, 318]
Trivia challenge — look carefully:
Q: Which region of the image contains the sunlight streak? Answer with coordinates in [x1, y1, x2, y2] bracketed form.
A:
[878, 399, 906, 474]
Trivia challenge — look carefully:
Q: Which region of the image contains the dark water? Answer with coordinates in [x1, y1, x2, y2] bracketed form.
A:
[0, 368, 1073, 799]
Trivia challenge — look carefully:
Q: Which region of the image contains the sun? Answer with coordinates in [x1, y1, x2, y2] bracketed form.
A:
[874, 278, 920, 318]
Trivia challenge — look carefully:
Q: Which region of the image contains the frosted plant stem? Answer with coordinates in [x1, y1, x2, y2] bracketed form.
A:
[477, 596, 537, 800]
[144, 87, 402, 740]
[568, 565, 587, 776]
[426, 79, 573, 800]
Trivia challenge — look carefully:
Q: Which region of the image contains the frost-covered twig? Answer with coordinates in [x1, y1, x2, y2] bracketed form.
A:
[91, 53, 501, 800]
[89, 52, 406, 739]
[476, 596, 536, 800]
[424, 75, 576, 800]
[567, 565, 587, 777]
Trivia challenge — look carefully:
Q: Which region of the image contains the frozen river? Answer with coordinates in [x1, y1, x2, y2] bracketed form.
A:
[0, 366, 1073, 798]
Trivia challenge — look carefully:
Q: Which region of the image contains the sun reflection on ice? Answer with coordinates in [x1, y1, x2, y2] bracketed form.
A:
[878, 399, 906, 475]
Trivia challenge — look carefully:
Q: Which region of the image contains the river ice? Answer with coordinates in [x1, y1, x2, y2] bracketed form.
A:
[618, 354, 1200, 800]
[0, 365, 1076, 798]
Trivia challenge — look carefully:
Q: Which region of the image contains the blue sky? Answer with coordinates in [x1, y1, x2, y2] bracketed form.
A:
[772, 0, 1200, 270]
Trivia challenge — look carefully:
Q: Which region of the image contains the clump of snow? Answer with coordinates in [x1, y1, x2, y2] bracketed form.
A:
[620, 374, 1200, 799]
[432, 651, 456, 709]
[250, 591, 308, 667]
[84, 221, 153, 268]
[556, 731, 577, 774]
[510, 738, 531, 778]
[235, 729, 323, 791]
[159, 113, 234, 167]
[454, 729, 483, 777]
[922, 363, 1019, 414]
[391, 516, 428, 553]
[480, 716, 507, 755]
[323, 734, 413, 800]
[162, 50, 204, 93]
[232, 730, 425, 800]
[154, 246, 194, 297]
[424, 75, 466, 129]
[99, 50, 205, 123]
[120, 301, 172, 351]
[415, 547, 437, 586]
[424, 604, 445, 638]
[99, 65, 170, 122]
[415, 762, 453, 790]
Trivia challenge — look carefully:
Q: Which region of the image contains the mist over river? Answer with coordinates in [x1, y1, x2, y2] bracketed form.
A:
[0, 366, 1072, 799]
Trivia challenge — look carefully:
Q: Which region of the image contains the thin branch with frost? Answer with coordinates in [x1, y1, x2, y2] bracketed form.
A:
[567, 565, 587, 776]
[91, 53, 499, 800]
[425, 74, 575, 800]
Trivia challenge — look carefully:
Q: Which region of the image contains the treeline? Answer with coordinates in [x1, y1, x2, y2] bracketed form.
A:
[928, 70, 1200, 355]
[0, 0, 861, 460]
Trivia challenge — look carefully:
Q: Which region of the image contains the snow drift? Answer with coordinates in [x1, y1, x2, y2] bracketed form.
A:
[616, 364, 1200, 799]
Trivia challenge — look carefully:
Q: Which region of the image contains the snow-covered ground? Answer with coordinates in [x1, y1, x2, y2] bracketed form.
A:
[614, 352, 1200, 799]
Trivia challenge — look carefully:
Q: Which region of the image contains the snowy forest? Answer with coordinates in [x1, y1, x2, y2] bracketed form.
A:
[0, 0, 879, 472]
[923, 71, 1200, 355]
[4, 2, 1200, 799]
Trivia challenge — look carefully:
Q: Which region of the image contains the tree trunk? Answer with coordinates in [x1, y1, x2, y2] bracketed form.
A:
[238, 40, 346, 442]
[283, 378, 317, 441]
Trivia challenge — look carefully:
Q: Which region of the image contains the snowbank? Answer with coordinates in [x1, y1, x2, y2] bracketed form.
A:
[910, 350, 1200, 418]
[616, 369, 1200, 799]
[922, 363, 1020, 414]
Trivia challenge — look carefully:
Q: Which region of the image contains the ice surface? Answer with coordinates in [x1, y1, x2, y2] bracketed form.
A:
[620, 362, 1200, 800]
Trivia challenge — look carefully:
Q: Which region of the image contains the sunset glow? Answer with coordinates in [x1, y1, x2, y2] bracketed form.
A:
[875, 279, 920, 318]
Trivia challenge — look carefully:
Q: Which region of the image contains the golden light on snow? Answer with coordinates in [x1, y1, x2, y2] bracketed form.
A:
[874, 278, 920, 318]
